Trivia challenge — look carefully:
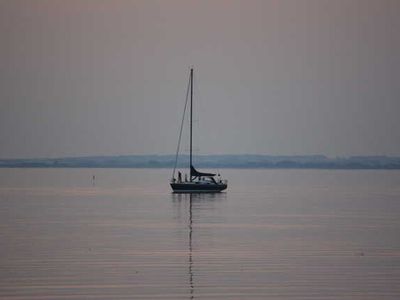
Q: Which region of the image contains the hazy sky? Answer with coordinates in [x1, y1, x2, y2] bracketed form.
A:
[1, 0, 399, 158]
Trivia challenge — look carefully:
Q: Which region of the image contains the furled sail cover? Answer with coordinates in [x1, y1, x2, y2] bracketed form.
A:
[190, 165, 215, 177]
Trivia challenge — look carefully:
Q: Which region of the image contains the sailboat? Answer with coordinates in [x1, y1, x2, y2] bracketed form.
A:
[170, 68, 228, 193]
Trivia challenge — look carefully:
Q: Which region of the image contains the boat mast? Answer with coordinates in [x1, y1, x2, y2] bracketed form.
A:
[190, 68, 193, 182]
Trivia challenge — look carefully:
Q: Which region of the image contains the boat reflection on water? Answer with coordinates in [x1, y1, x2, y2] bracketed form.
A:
[172, 192, 227, 299]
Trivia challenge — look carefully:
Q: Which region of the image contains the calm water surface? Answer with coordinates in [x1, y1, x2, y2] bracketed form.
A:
[0, 168, 400, 299]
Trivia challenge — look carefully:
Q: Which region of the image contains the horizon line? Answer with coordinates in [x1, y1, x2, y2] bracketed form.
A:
[1, 153, 400, 160]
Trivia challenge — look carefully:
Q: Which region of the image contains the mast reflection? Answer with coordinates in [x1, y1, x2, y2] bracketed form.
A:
[189, 194, 193, 299]
[172, 192, 226, 299]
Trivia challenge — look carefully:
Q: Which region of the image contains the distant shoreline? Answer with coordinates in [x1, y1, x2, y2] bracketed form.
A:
[1, 155, 399, 169]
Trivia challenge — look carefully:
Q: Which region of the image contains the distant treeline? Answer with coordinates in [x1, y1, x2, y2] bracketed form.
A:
[1, 155, 400, 169]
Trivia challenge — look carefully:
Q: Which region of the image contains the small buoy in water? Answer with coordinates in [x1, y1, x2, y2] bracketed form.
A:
[354, 251, 365, 256]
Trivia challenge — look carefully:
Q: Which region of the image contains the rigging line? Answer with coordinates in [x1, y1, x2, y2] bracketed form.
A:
[172, 71, 191, 180]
